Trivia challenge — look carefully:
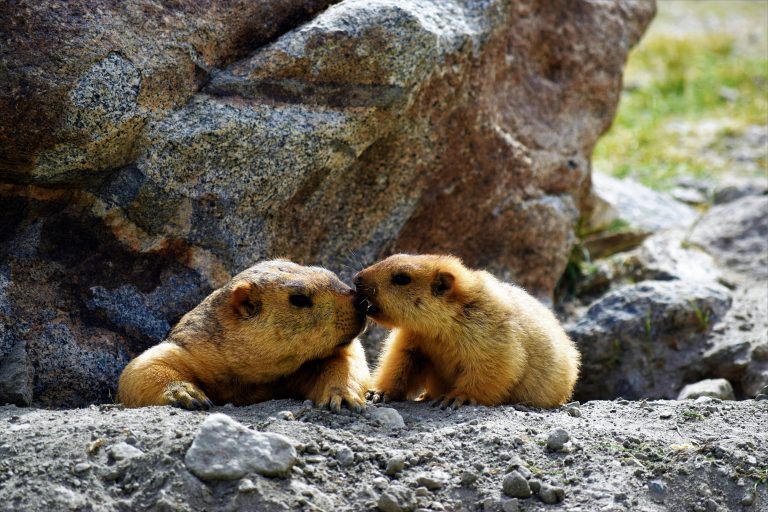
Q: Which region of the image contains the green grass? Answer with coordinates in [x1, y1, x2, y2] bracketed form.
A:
[593, 1, 768, 189]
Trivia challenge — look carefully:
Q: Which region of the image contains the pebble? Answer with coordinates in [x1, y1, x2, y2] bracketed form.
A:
[415, 470, 450, 490]
[546, 429, 570, 451]
[108, 442, 144, 462]
[740, 489, 756, 506]
[567, 406, 582, 418]
[385, 455, 406, 476]
[648, 480, 666, 494]
[371, 407, 405, 429]
[336, 446, 354, 467]
[378, 484, 416, 512]
[238, 478, 258, 493]
[460, 470, 478, 486]
[538, 483, 565, 504]
[502, 471, 532, 498]
[415, 486, 430, 497]
[184, 413, 298, 480]
[528, 479, 541, 493]
[502, 498, 519, 512]
[72, 463, 91, 474]
[276, 410, 295, 421]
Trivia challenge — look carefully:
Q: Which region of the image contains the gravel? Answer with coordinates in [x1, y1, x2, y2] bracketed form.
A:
[0, 399, 765, 511]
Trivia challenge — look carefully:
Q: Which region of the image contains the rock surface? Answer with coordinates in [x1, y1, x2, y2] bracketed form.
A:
[0, 0, 655, 406]
[0, 399, 765, 511]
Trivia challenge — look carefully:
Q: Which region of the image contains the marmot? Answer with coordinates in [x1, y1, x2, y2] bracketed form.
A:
[354, 254, 580, 409]
[118, 260, 371, 412]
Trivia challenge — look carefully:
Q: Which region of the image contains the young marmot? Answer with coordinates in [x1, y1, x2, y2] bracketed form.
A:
[354, 254, 580, 409]
[118, 260, 370, 412]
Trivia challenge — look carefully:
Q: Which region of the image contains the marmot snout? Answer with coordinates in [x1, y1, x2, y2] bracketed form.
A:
[118, 259, 371, 412]
[355, 254, 580, 409]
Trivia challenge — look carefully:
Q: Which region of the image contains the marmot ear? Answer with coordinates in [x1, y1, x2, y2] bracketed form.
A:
[431, 271, 455, 297]
[230, 282, 262, 319]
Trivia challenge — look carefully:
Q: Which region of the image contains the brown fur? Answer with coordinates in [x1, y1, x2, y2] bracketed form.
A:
[117, 260, 371, 411]
[355, 254, 580, 408]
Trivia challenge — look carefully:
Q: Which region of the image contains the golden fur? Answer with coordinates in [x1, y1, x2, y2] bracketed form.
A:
[117, 260, 370, 411]
[355, 254, 580, 408]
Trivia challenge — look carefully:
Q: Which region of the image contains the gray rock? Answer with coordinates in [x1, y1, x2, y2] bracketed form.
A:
[415, 470, 450, 490]
[108, 442, 144, 462]
[378, 484, 416, 512]
[689, 195, 768, 279]
[460, 470, 478, 487]
[538, 483, 565, 504]
[648, 480, 666, 494]
[184, 413, 298, 480]
[501, 498, 520, 512]
[713, 177, 767, 205]
[586, 173, 698, 233]
[678, 379, 736, 401]
[546, 429, 570, 451]
[336, 446, 355, 467]
[570, 280, 732, 400]
[385, 455, 406, 476]
[635, 229, 723, 284]
[528, 479, 542, 494]
[371, 407, 405, 429]
[0, 340, 33, 406]
[502, 471, 532, 498]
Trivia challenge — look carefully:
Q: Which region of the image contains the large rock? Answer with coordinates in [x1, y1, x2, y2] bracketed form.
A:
[0, 0, 655, 405]
[688, 195, 768, 280]
[677, 378, 735, 401]
[569, 280, 732, 400]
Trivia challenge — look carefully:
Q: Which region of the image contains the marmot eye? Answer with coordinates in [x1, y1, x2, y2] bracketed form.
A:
[391, 273, 411, 286]
[289, 294, 313, 308]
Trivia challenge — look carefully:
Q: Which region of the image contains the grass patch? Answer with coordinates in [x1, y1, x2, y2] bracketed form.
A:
[593, 2, 768, 190]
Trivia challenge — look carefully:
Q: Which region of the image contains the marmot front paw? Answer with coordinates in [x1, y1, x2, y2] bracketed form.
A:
[313, 384, 366, 413]
[162, 381, 212, 410]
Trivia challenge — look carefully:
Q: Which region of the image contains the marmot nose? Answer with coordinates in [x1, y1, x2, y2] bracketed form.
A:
[353, 275, 364, 289]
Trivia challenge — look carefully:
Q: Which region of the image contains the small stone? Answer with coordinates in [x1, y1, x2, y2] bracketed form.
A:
[502, 471, 531, 498]
[566, 406, 582, 417]
[538, 483, 565, 504]
[276, 410, 295, 421]
[73, 463, 91, 474]
[415, 486, 430, 497]
[377, 484, 416, 512]
[108, 442, 144, 462]
[648, 480, 666, 494]
[546, 429, 569, 451]
[238, 478, 258, 493]
[501, 498, 519, 512]
[184, 413, 297, 480]
[371, 407, 405, 429]
[336, 446, 354, 467]
[460, 470, 478, 486]
[415, 470, 450, 490]
[528, 479, 541, 493]
[740, 489, 756, 506]
[385, 455, 406, 476]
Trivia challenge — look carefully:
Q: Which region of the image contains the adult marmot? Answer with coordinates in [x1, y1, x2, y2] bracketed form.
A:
[118, 260, 370, 412]
[354, 254, 579, 408]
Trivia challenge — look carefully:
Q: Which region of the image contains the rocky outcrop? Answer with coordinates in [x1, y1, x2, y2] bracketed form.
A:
[0, 0, 655, 406]
[567, 181, 768, 401]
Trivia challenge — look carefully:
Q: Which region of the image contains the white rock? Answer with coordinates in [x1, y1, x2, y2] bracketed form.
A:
[370, 407, 405, 428]
[184, 413, 298, 480]
[678, 379, 735, 401]
[108, 442, 144, 462]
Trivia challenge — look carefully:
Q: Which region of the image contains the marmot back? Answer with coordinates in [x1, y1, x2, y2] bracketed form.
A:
[354, 254, 580, 408]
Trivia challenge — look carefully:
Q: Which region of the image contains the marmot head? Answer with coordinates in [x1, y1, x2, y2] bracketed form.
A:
[353, 254, 471, 331]
[215, 260, 366, 363]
